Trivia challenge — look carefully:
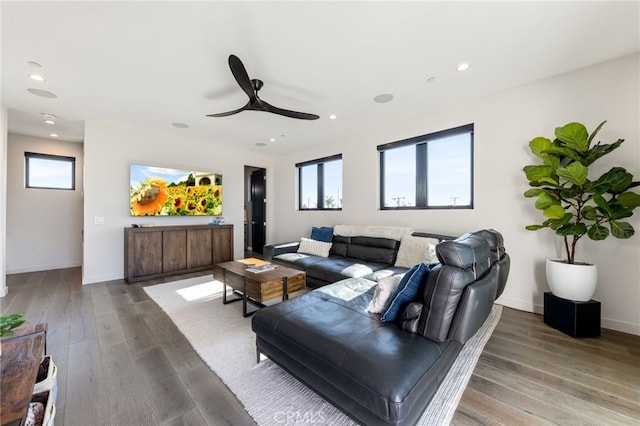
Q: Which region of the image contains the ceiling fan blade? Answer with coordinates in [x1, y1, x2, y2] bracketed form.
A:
[228, 55, 256, 102]
[261, 100, 320, 120]
[206, 102, 250, 117]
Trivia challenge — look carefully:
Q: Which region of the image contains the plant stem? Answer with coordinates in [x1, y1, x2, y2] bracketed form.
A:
[564, 236, 573, 264]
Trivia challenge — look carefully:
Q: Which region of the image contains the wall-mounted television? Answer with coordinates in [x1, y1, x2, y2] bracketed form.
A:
[130, 164, 222, 216]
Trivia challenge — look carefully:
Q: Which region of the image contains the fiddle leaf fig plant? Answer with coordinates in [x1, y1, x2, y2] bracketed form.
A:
[523, 121, 640, 264]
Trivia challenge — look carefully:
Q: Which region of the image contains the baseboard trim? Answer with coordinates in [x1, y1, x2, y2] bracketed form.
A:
[601, 317, 640, 336]
[82, 272, 125, 285]
[498, 296, 639, 336]
[6, 261, 82, 275]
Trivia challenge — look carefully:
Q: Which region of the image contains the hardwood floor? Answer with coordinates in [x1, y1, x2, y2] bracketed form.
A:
[2, 267, 638, 425]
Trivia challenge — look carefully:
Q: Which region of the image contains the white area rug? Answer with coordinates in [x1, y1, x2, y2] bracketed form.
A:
[144, 275, 502, 426]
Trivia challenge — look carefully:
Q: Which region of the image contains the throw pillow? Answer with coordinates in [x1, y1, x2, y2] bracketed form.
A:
[395, 236, 440, 268]
[380, 263, 431, 322]
[310, 226, 333, 243]
[366, 274, 404, 314]
[297, 237, 332, 257]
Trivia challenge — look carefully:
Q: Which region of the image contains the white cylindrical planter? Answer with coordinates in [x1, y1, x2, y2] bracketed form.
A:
[546, 259, 598, 302]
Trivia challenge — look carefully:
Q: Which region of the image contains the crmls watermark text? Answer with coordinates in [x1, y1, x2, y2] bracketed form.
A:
[273, 409, 326, 424]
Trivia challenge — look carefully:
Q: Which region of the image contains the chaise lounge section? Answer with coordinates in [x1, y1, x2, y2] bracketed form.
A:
[252, 229, 510, 426]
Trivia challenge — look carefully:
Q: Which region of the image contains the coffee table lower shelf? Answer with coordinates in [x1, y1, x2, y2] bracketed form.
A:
[214, 259, 306, 317]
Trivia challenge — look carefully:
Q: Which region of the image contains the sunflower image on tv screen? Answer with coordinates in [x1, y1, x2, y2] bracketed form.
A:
[130, 165, 222, 216]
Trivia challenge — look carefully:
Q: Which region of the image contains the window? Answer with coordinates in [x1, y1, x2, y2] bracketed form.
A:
[297, 154, 342, 210]
[25, 152, 76, 190]
[379, 124, 473, 209]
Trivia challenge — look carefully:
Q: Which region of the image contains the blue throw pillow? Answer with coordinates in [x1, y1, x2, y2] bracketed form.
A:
[310, 226, 333, 243]
[380, 263, 431, 323]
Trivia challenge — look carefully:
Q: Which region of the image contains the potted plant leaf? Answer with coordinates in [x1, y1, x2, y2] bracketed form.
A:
[523, 120, 640, 301]
[0, 313, 26, 338]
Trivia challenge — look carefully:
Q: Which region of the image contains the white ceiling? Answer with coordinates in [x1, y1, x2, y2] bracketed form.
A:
[2, 1, 639, 155]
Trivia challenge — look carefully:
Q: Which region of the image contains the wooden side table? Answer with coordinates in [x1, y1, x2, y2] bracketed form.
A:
[1, 323, 48, 426]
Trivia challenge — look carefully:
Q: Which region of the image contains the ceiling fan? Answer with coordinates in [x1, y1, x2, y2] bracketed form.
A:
[207, 54, 320, 120]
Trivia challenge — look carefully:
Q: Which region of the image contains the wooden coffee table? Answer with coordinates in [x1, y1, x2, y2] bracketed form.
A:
[214, 258, 306, 317]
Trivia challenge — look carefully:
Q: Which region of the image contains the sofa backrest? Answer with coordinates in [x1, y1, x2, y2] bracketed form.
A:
[329, 232, 456, 266]
[415, 229, 508, 343]
[329, 235, 400, 265]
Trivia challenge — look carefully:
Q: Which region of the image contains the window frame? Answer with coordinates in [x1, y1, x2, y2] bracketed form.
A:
[378, 123, 474, 210]
[25, 151, 76, 190]
[296, 153, 343, 211]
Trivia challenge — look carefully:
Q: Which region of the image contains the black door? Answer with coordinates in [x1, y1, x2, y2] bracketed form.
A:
[250, 169, 266, 254]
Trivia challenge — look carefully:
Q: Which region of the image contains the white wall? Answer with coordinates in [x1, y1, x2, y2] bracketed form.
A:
[270, 54, 640, 335]
[1, 106, 8, 297]
[82, 122, 275, 284]
[5, 134, 84, 274]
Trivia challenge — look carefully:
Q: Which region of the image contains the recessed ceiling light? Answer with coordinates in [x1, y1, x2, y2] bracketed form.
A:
[456, 63, 470, 72]
[27, 88, 57, 98]
[44, 120, 55, 125]
[172, 122, 189, 128]
[374, 93, 394, 103]
[269, 138, 276, 142]
[27, 61, 42, 68]
[50, 133, 59, 138]
[29, 74, 46, 82]
[426, 77, 436, 83]
[329, 114, 337, 120]
[255, 142, 267, 147]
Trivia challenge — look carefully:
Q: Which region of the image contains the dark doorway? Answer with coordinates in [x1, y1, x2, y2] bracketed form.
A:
[245, 166, 266, 255]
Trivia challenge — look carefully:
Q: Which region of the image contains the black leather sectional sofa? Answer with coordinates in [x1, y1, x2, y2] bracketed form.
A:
[252, 229, 510, 426]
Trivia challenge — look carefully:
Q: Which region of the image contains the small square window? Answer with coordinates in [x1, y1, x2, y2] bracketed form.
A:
[25, 152, 76, 190]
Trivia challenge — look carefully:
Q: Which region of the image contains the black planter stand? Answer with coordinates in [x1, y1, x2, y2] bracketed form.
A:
[543, 292, 601, 338]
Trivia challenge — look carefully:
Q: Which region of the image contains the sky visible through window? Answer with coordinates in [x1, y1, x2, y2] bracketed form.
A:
[384, 145, 416, 206]
[300, 159, 342, 209]
[27, 156, 74, 189]
[323, 160, 342, 208]
[427, 134, 471, 206]
[300, 165, 318, 208]
[384, 133, 471, 207]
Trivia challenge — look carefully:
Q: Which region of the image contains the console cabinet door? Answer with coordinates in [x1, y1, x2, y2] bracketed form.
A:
[163, 229, 188, 272]
[212, 226, 233, 264]
[130, 230, 163, 277]
[187, 228, 213, 268]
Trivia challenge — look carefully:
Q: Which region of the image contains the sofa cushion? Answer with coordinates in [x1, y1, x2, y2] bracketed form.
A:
[363, 267, 408, 281]
[395, 235, 440, 268]
[417, 233, 492, 342]
[381, 263, 431, 323]
[297, 237, 332, 257]
[273, 253, 327, 270]
[366, 274, 405, 314]
[310, 226, 333, 243]
[329, 235, 350, 257]
[346, 236, 399, 264]
[306, 257, 388, 283]
[436, 233, 491, 277]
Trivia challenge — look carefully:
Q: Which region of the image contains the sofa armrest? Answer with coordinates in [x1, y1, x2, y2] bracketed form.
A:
[263, 241, 300, 261]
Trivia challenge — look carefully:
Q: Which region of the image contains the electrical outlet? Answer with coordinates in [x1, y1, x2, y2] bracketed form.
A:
[94, 216, 105, 225]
